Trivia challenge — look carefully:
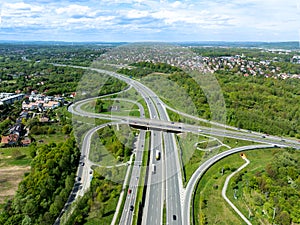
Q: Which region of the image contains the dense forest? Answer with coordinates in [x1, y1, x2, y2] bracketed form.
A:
[216, 71, 300, 136]
[117, 61, 182, 78]
[0, 136, 80, 225]
[0, 62, 84, 94]
[232, 149, 300, 224]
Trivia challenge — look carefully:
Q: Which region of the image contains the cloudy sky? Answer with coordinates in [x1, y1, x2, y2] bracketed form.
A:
[0, 0, 300, 42]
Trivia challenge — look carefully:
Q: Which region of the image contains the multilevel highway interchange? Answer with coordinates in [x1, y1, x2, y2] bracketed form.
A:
[56, 64, 300, 225]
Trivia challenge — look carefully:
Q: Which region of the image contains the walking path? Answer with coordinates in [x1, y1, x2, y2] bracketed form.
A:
[221, 156, 252, 225]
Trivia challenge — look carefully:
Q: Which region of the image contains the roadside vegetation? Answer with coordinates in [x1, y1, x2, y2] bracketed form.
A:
[177, 132, 257, 186]
[62, 170, 122, 225]
[193, 148, 300, 225]
[89, 124, 137, 164]
[82, 98, 140, 117]
[227, 148, 300, 225]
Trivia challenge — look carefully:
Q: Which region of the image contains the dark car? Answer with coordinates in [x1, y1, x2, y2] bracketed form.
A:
[130, 205, 134, 211]
[173, 215, 177, 220]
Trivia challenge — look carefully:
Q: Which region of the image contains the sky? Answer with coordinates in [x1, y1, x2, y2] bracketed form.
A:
[0, 0, 300, 42]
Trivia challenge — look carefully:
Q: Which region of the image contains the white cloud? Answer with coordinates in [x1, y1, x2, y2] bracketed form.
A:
[55, 4, 91, 16]
[125, 9, 149, 19]
[2, 2, 45, 16]
[170, 1, 183, 8]
[0, 0, 299, 41]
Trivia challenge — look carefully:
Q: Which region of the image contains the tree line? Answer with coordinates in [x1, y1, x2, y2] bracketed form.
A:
[0, 136, 80, 225]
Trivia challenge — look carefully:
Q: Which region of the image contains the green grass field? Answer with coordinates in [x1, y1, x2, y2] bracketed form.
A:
[178, 132, 258, 186]
[193, 148, 284, 225]
[81, 99, 141, 117]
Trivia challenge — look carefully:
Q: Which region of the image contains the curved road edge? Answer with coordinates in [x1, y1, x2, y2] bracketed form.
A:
[183, 144, 275, 225]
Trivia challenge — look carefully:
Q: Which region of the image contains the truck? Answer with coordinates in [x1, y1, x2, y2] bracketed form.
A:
[152, 163, 156, 174]
[155, 150, 160, 160]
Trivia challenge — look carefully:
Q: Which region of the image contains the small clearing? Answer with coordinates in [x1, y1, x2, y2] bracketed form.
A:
[0, 166, 30, 204]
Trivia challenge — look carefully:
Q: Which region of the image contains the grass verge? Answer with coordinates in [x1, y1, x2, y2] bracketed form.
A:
[193, 148, 282, 225]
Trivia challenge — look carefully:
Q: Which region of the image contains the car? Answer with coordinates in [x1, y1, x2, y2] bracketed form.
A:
[81, 162, 85, 166]
[89, 170, 93, 174]
[262, 135, 266, 138]
[173, 215, 177, 220]
[128, 189, 132, 194]
[130, 205, 134, 211]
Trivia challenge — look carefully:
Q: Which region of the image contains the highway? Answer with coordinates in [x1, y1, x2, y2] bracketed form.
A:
[56, 63, 300, 225]
[119, 98, 146, 225]
[143, 130, 164, 225]
[119, 130, 146, 225]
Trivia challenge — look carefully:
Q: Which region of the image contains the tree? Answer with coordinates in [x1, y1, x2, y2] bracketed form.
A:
[62, 124, 72, 134]
[276, 211, 291, 225]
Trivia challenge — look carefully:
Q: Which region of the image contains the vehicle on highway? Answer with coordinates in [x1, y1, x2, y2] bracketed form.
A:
[130, 205, 134, 211]
[173, 215, 177, 220]
[81, 162, 85, 166]
[156, 150, 160, 160]
[152, 163, 156, 174]
[128, 189, 132, 194]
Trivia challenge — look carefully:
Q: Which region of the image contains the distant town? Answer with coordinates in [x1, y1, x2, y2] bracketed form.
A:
[0, 91, 68, 147]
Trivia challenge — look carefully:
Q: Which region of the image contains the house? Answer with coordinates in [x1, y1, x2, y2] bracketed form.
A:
[0, 93, 25, 105]
[21, 138, 31, 146]
[1, 134, 19, 145]
[43, 101, 60, 110]
[39, 117, 49, 123]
